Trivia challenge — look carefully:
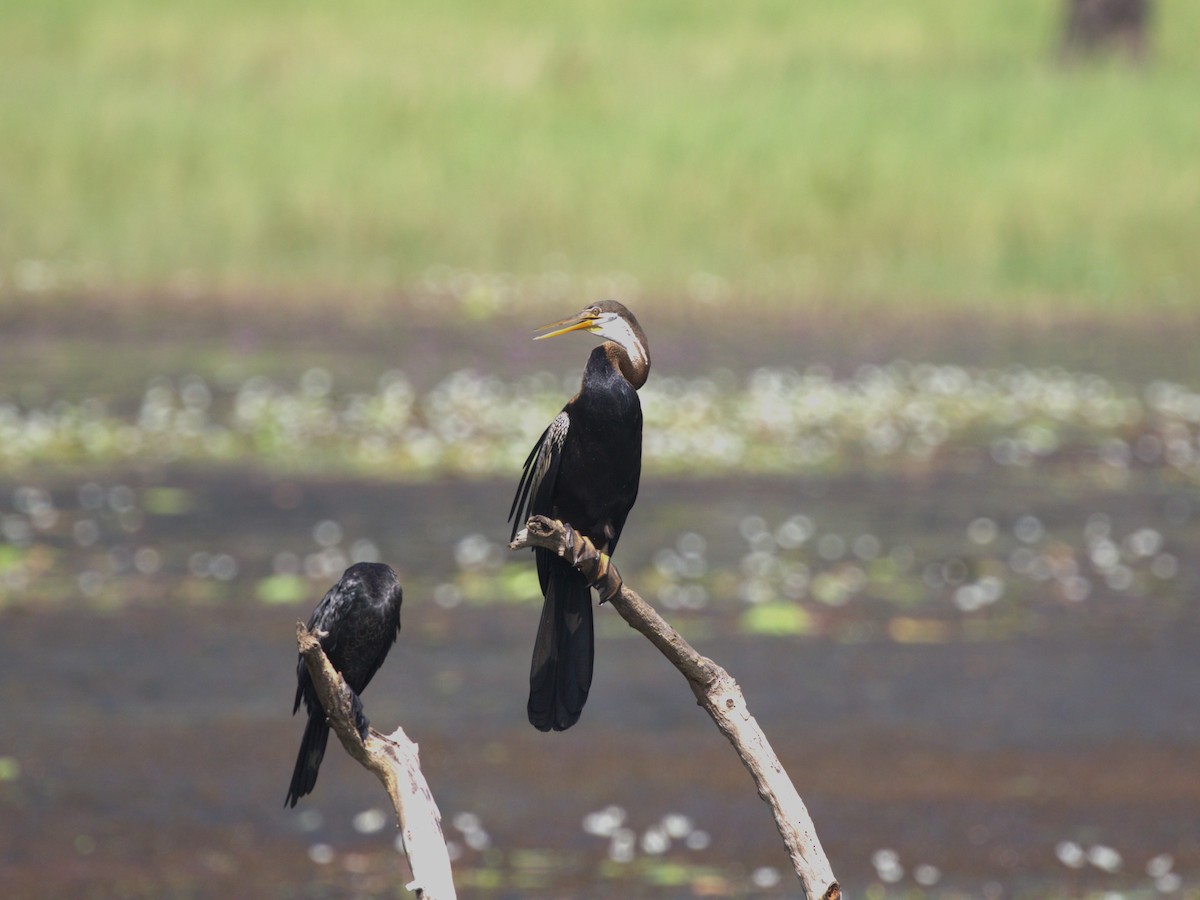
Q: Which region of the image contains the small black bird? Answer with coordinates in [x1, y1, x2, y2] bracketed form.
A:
[285, 562, 403, 807]
[509, 300, 650, 732]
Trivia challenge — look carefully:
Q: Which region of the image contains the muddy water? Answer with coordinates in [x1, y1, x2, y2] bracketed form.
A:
[5, 604, 1200, 898]
[2, 309, 1200, 897]
[1, 473, 1198, 898]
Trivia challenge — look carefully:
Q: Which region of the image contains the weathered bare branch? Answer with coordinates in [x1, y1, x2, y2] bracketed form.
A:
[510, 516, 840, 900]
[296, 623, 457, 900]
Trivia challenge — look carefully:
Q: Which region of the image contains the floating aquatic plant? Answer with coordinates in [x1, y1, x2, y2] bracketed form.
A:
[2, 363, 1200, 482]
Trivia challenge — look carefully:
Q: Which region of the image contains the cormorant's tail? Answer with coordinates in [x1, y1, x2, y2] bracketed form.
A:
[285, 711, 330, 807]
[528, 552, 594, 731]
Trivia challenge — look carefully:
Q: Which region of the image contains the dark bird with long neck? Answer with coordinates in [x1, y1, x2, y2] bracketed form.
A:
[509, 300, 650, 731]
[285, 562, 403, 807]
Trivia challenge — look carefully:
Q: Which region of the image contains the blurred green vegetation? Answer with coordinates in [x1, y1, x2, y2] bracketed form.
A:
[2, 0, 1198, 311]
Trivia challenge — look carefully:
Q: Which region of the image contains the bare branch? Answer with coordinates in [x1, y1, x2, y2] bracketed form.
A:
[296, 623, 457, 900]
[510, 516, 840, 900]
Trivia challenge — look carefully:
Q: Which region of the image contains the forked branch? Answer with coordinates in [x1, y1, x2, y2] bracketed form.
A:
[510, 515, 840, 900]
[295, 623, 457, 900]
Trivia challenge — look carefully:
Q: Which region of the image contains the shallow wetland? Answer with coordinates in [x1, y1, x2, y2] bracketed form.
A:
[1, 306, 1198, 897]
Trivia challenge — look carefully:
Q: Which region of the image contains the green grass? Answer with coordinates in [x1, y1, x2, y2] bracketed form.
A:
[3, 0, 1199, 312]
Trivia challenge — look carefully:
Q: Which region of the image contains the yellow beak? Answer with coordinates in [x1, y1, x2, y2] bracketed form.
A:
[533, 311, 599, 341]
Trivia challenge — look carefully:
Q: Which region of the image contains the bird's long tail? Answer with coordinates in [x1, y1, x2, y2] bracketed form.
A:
[285, 711, 330, 807]
[528, 552, 595, 731]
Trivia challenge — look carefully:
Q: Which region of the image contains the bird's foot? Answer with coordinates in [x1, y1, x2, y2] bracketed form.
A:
[591, 559, 623, 604]
[561, 522, 623, 603]
[511, 516, 623, 601]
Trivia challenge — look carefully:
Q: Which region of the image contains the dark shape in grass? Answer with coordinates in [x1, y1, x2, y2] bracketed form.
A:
[1061, 0, 1151, 63]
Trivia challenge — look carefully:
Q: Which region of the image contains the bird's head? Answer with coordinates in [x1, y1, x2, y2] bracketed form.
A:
[534, 300, 650, 387]
[534, 299, 636, 342]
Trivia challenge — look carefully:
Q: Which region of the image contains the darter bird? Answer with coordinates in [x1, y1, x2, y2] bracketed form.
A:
[509, 300, 650, 731]
[286, 562, 403, 807]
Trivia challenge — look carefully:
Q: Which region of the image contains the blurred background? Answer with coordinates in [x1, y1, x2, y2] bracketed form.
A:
[2, 0, 1198, 897]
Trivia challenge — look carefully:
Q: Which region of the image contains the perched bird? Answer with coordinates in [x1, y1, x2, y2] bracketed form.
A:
[285, 562, 403, 807]
[509, 300, 650, 731]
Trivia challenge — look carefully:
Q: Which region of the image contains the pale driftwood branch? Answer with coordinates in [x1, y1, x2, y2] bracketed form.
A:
[296, 623, 457, 900]
[510, 516, 840, 900]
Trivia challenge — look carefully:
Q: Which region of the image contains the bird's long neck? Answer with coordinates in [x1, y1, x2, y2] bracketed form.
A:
[601, 339, 650, 390]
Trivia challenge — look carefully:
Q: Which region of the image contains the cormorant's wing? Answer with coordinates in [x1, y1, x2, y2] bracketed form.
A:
[509, 406, 597, 730]
[509, 410, 569, 541]
[294, 579, 344, 714]
[357, 583, 404, 695]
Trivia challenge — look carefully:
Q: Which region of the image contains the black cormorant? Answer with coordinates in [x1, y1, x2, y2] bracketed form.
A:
[285, 562, 403, 807]
[509, 300, 650, 731]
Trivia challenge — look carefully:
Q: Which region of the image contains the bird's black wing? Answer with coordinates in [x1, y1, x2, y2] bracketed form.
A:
[353, 583, 404, 696]
[510, 409, 594, 731]
[286, 578, 347, 808]
[293, 578, 347, 716]
[339, 572, 402, 740]
[509, 410, 569, 545]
